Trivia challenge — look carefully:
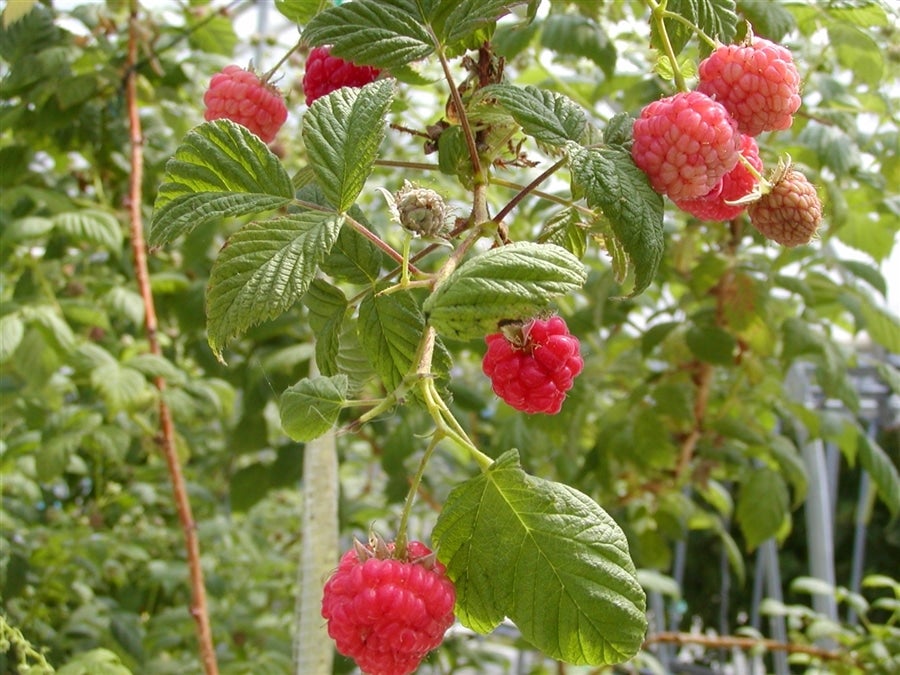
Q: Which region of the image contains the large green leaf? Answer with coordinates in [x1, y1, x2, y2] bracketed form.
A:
[206, 212, 344, 359]
[540, 13, 616, 78]
[274, 0, 330, 23]
[423, 242, 586, 340]
[149, 120, 294, 245]
[302, 80, 393, 213]
[280, 374, 349, 442]
[857, 431, 900, 516]
[569, 145, 664, 295]
[302, 0, 433, 70]
[433, 450, 647, 665]
[357, 289, 427, 392]
[476, 84, 587, 146]
[656, 0, 738, 57]
[735, 468, 790, 551]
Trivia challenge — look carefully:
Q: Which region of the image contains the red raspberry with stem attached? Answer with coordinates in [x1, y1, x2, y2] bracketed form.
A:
[303, 46, 381, 105]
[203, 65, 287, 143]
[697, 37, 802, 137]
[748, 163, 822, 247]
[482, 316, 584, 415]
[674, 134, 763, 221]
[631, 91, 742, 201]
[321, 537, 455, 675]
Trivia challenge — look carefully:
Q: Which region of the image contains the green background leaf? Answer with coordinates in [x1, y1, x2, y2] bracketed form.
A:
[280, 374, 349, 442]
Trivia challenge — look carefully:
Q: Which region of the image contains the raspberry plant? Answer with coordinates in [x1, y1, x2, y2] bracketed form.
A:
[3, 0, 900, 673]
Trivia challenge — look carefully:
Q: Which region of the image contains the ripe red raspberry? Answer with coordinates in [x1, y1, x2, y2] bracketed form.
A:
[697, 38, 802, 137]
[203, 65, 287, 143]
[303, 46, 381, 105]
[748, 166, 822, 247]
[631, 91, 742, 201]
[321, 537, 455, 675]
[674, 134, 763, 221]
[482, 316, 583, 415]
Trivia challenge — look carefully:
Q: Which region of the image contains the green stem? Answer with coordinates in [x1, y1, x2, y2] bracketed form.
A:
[645, 0, 688, 92]
[375, 159, 441, 172]
[395, 431, 444, 556]
[262, 38, 302, 83]
[420, 378, 493, 470]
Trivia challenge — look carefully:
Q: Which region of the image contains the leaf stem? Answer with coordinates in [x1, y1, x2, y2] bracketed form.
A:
[262, 38, 302, 83]
[493, 157, 568, 224]
[343, 214, 424, 276]
[395, 431, 444, 556]
[490, 177, 596, 217]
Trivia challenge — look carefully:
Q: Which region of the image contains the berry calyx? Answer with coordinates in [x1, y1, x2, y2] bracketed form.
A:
[321, 536, 456, 675]
[631, 91, 742, 201]
[748, 163, 822, 247]
[482, 316, 584, 415]
[303, 46, 381, 105]
[697, 37, 802, 137]
[674, 134, 764, 221]
[203, 65, 288, 143]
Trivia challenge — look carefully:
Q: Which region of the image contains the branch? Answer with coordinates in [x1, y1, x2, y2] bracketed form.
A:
[645, 631, 857, 665]
[126, 4, 218, 674]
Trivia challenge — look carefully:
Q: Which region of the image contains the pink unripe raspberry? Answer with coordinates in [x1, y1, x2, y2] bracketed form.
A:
[303, 46, 381, 105]
[631, 91, 742, 201]
[203, 65, 288, 143]
[748, 167, 822, 247]
[674, 134, 764, 221]
[321, 538, 455, 675]
[697, 38, 802, 137]
[482, 316, 584, 415]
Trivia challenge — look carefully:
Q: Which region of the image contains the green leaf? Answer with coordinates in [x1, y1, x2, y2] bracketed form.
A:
[477, 84, 586, 146]
[186, 11, 237, 57]
[125, 353, 187, 386]
[358, 289, 427, 391]
[540, 13, 616, 78]
[736, 468, 790, 551]
[424, 242, 586, 340]
[280, 374, 349, 442]
[90, 362, 151, 412]
[433, 450, 647, 664]
[206, 212, 344, 359]
[569, 145, 664, 295]
[305, 279, 349, 376]
[0, 312, 24, 362]
[302, 80, 393, 213]
[427, 0, 522, 50]
[857, 431, 900, 516]
[838, 258, 887, 297]
[229, 462, 272, 512]
[22, 305, 76, 354]
[56, 648, 133, 675]
[736, 0, 796, 41]
[321, 225, 387, 284]
[149, 120, 294, 245]
[859, 300, 900, 354]
[686, 324, 737, 365]
[53, 209, 123, 252]
[275, 0, 330, 23]
[537, 207, 588, 259]
[302, 0, 433, 70]
[828, 23, 884, 88]
[660, 0, 738, 56]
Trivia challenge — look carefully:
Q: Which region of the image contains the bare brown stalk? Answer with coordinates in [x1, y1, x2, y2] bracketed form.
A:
[645, 631, 856, 665]
[126, 4, 218, 673]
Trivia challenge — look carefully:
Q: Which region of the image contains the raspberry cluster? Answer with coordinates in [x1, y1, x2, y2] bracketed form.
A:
[631, 36, 820, 239]
[203, 65, 287, 143]
[303, 46, 381, 105]
[482, 316, 583, 415]
[321, 538, 455, 675]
